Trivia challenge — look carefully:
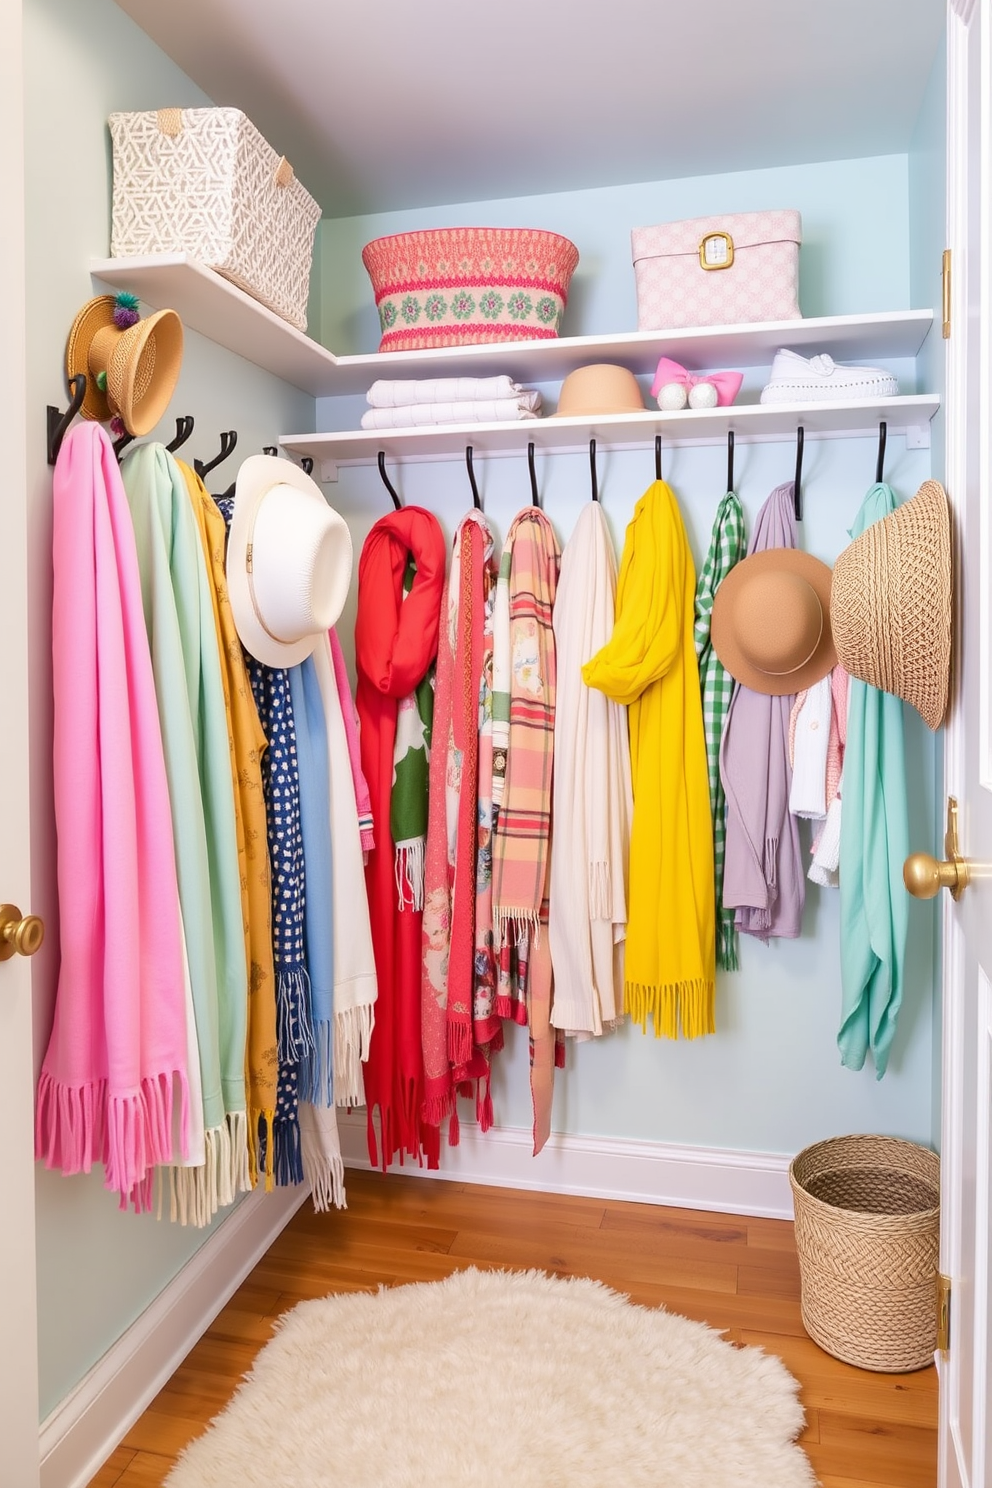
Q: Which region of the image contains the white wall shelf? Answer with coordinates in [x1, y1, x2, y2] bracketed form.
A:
[90, 254, 933, 399]
[281, 395, 939, 478]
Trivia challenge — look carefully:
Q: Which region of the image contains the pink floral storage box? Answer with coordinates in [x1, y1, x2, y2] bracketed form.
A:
[631, 210, 802, 330]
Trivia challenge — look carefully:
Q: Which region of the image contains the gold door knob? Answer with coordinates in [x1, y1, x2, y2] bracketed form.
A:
[0, 903, 45, 960]
[904, 796, 971, 902]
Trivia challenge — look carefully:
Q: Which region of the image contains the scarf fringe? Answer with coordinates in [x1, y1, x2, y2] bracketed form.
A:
[717, 913, 740, 973]
[166, 1111, 250, 1227]
[300, 1123, 346, 1213]
[246, 1102, 277, 1191]
[334, 1004, 375, 1106]
[423, 1089, 453, 1128]
[493, 907, 542, 951]
[277, 967, 315, 1063]
[394, 839, 425, 911]
[274, 1111, 304, 1187]
[446, 1018, 472, 1070]
[626, 978, 716, 1041]
[35, 1068, 189, 1204]
[299, 1019, 334, 1107]
[588, 861, 614, 921]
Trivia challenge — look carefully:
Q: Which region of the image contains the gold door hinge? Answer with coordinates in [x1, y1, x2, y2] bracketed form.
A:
[937, 1272, 951, 1354]
[942, 249, 952, 338]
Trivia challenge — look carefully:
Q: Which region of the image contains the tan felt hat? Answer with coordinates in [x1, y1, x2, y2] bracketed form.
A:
[66, 294, 184, 437]
[553, 363, 645, 417]
[711, 548, 836, 695]
[830, 479, 951, 731]
[227, 455, 354, 668]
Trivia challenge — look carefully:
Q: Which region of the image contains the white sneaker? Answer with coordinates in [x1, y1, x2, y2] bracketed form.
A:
[760, 348, 899, 404]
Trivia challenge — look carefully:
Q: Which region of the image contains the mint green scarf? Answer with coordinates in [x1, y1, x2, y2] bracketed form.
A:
[838, 482, 909, 1078]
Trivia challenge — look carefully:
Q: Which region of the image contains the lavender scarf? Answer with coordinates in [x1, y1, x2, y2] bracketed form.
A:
[719, 483, 804, 940]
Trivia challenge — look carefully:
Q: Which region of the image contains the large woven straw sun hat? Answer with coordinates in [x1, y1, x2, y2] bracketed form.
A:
[227, 455, 353, 668]
[553, 363, 646, 417]
[830, 479, 952, 731]
[65, 293, 184, 437]
[711, 547, 836, 695]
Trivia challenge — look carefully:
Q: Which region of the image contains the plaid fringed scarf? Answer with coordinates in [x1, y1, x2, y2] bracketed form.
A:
[422, 513, 500, 1142]
[694, 491, 747, 973]
[491, 508, 562, 1154]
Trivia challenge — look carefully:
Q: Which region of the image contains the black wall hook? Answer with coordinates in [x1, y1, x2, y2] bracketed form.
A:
[466, 446, 482, 509]
[47, 374, 87, 465]
[590, 438, 599, 502]
[527, 442, 540, 507]
[727, 430, 735, 493]
[655, 433, 662, 483]
[301, 456, 314, 477]
[794, 426, 805, 521]
[195, 430, 238, 479]
[166, 415, 194, 453]
[262, 445, 279, 457]
[875, 421, 888, 485]
[113, 430, 136, 462]
[378, 450, 402, 510]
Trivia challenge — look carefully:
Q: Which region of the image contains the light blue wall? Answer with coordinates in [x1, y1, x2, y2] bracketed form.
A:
[908, 31, 947, 1153]
[25, 0, 314, 1420]
[316, 154, 939, 1158]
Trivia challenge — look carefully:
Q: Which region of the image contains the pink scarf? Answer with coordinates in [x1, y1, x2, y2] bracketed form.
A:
[330, 629, 375, 853]
[35, 424, 189, 1211]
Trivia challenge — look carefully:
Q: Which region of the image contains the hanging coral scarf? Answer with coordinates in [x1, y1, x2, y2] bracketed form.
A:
[422, 512, 498, 1138]
[356, 507, 446, 1170]
[550, 500, 633, 1037]
[121, 445, 249, 1223]
[584, 480, 715, 1039]
[694, 489, 747, 973]
[36, 424, 189, 1212]
[720, 483, 805, 942]
[180, 462, 277, 1191]
[838, 483, 909, 1078]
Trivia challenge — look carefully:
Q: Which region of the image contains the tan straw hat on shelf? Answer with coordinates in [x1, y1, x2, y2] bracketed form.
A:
[830, 479, 952, 731]
[65, 293, 184, 437]
[227, 454, 353, 668]
[711, 547, 836, 695]
[553, 363, 645, 417]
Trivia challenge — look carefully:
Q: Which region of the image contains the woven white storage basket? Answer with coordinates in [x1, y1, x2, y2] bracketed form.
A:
[109, 107, 321, 331]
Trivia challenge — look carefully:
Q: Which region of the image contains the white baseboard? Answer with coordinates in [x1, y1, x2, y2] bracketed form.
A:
[38, 1183, 307, 1488]
[337, 1110, 795, 1221]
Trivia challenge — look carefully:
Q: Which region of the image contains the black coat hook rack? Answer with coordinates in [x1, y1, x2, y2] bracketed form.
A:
[195, 430, 238, 479]
[47, 374, 87, 465]
[590, 438, 599, 502]
[466, 445, 482, 509]
[527, 442, 540, 507]
[794, 426, 805, 522]
[166, 416, 194, 453]
[655, 433, 662, 483]
[875, 421, 887, 485]
[378, 450, 402, 510]
[727, 430, 735, 493]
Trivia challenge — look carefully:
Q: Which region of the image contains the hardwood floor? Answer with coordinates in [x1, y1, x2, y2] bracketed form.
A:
[89, 1169, 938, 1487]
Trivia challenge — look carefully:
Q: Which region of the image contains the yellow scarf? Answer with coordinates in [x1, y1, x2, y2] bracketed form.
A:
[583, 480, 715, 1038]
[179, 461, 279, 1185]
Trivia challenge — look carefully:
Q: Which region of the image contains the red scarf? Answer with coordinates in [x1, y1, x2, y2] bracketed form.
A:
[356, 507, 446, 1169]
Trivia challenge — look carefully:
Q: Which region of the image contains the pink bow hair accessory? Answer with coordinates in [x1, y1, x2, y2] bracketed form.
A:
[650, 356, 743, 406]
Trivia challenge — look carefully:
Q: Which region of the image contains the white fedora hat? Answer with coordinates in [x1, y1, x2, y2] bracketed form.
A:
[227, 455, 353, 668]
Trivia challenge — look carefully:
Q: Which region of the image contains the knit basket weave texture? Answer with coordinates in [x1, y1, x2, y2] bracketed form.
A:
[829, 479, 951, 730]
[789, 1134, 939, 1373]
[361, 228, 579, 352]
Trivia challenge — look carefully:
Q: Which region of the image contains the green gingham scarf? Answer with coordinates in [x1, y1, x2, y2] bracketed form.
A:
[391, 558, 435, 910]
[694, 490, 747, 972]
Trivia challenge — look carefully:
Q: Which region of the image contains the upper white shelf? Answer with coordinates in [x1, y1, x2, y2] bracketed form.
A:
[281, 396, 940, 476]
[90, 254, 934, 399]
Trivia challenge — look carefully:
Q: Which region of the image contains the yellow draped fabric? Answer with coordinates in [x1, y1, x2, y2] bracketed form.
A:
[583, 480, 715, 1038]
[179, 461, 279, 1185]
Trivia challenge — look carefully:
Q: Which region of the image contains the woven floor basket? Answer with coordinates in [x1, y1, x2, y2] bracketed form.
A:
[789, 1134, 940, 1372]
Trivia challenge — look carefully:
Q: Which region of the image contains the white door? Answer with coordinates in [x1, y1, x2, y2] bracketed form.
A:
[938, 4, 992, 1486]
[0, 0, 42, 1485]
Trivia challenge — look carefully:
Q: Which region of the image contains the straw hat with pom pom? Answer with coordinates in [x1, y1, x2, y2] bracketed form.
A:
[65, 293, 184, 437]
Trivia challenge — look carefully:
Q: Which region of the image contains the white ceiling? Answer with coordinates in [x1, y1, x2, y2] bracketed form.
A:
[115, 0, 945, 218]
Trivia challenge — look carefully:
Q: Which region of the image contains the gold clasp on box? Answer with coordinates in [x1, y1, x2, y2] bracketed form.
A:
[699, 231, 734, 271]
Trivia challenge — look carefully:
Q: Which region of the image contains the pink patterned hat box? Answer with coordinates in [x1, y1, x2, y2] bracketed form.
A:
[631, 210, 802, 330]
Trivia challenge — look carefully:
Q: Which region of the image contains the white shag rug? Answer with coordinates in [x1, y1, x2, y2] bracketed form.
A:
[166, 1267, 817, 1488]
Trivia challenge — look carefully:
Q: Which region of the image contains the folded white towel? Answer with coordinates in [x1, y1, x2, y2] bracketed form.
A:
[360, 397, 541, 430]
[367, 376, 535, 408]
